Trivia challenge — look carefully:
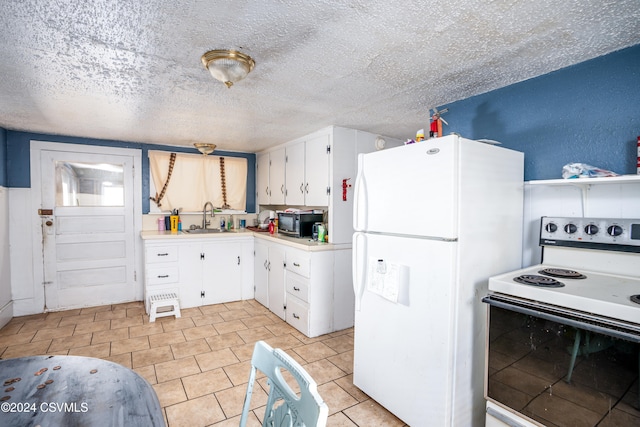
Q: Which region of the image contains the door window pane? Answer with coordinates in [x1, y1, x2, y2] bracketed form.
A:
[55, 161, 124, 206]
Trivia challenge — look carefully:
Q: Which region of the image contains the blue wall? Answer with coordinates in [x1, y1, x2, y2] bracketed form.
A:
[0, 128, 6, 187]
[5, 131, 256, 213]
[441, 44, 640, 181]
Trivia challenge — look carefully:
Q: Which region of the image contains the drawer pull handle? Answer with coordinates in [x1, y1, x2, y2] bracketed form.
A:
[157, 275, 169, 278]
[293, 313, 300, 319]
[293, 287, 300, 291]
[293, 262, 300, 267]
[157, 253, 169, 256]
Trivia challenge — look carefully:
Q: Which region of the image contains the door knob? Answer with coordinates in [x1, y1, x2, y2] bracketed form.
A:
[45, 220, 53, 226]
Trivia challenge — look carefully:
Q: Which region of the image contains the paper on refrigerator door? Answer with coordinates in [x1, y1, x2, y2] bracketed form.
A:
[367, 258, 409, 305]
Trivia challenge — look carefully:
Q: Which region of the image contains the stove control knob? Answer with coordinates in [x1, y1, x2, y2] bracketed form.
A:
[544, 223, 558, 233]
[584, 224, 599, 235]
[607, 225, 623, 237]
[564, 223, 577, 234]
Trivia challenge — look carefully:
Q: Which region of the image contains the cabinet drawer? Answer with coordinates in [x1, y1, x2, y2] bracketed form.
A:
[146, 246, 178, 263]
[286, 295, 309, 335]
[147, 266, 179, 285]
[286, 251, 310, 278]
[286, 272, 309, 303]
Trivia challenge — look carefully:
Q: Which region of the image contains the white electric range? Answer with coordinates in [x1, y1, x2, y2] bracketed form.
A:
[484, 217, 640, 427]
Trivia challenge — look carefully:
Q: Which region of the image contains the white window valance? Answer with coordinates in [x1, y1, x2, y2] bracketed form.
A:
[149, 151, 247, 212]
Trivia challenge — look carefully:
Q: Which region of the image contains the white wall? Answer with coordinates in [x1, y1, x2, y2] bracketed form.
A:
[0, 187, 13, 328]
[522, 180, 640, 267]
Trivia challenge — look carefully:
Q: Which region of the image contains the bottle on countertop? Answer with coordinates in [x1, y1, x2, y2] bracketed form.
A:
[220, 217, 226, 229]
[157, 217, 165, 231]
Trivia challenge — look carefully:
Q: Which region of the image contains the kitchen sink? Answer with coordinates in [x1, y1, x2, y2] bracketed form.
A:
[184, 228, 227, 234]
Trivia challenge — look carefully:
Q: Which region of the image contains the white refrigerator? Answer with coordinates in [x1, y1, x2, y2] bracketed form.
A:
[352, 134, 524, 426]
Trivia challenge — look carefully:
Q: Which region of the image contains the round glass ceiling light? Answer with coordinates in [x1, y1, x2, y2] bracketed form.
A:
[201, 49, 255, 88]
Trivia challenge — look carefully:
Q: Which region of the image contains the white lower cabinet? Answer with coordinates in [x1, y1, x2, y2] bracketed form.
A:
[143, 237, 253, 311]
[284, 248, 334, 337]
[253, 239, 286, 319]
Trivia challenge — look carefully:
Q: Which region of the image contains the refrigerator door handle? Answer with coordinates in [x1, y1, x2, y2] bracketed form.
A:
[352, 232, 367, 311]
[353, 154, 368, 231]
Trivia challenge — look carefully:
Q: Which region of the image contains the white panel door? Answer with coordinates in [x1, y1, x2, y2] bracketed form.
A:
[354, 134, 459, 239]
[41, 150, 136, 310]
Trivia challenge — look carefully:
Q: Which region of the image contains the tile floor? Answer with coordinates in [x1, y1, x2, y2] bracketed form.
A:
[0, 299, 407, 426]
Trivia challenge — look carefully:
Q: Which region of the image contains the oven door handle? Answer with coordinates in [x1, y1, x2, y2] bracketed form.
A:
[482, 294, 640, 343]
[486, 406, 529, 427]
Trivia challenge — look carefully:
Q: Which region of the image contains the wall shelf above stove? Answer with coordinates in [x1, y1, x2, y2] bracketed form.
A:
[527, 174, 640, 186]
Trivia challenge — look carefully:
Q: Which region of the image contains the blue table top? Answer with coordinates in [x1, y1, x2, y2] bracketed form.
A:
[0, 355, 165, 427]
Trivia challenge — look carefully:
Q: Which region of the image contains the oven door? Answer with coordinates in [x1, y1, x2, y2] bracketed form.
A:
[483, 294, 640, 427]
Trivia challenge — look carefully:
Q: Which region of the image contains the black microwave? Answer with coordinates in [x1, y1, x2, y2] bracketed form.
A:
[277, 212, 323, 237]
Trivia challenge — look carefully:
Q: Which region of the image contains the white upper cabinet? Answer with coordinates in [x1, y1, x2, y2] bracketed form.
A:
[303, 134, 330, 206]
[285, 142, 305, 206]
[256, 148, 286, 205]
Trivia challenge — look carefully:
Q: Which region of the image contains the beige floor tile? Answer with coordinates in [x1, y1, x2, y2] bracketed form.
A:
[219, 309, 251, 321]
[2, 340, 52, 358]
[32, 324, 75, 341]
[293, 341, 338, 363]
[216, 383, 267, 419]
[323, 334, 354, 353]
[126, 306, 146, 317]
[110, 336, 150, 355]
[18, 318, 62, 334]
[148, 330, 185, 347]
[230, 342, 256, 362]
[153, 378, 187, 407]
[68, 342, 111, 358]
[211, 413, 262, 426]
[94, 309, 127, 321]
[182, 324, 217, 341]
[181, 368, 233, 399]
[206, 332, 245, 350]
[0, 322, 25, 336]
[335, 375, 369, 402]
[241, 315, 274, 328]
[199, 303, 230, 315]
[195, 347, 240, 371]
[165, 394, 226, 427]
[318, 381, 359, 415]
[223, 360, 255, 386]
[264, 321, 298, 336]
[327, 412, 359, 426]
[236, 326, 276, 344]
[91, 327, 129, 345]
[159, 317, 196, 332]
[57, 313, 97, 327]
[327, 350, 354, 375]
[110, 315, 144, 330]
[73, 319, 111, 335]
[45, 309, 82, 319]
[129, 321, 166, 338]
[0, 331, 35, 347]
[343, 399, 406, 427]
[302, 359, 347, 385]
[263, 333, 304, 351]
[79, 304, 113, 315]
[155, 356, 201, 383]
[132, 345, 174, 368]
[170, 338, 212, 359]
[214, 319, 248, 335]
[48, 333, 93, 352]
[191, 313, 225, 326]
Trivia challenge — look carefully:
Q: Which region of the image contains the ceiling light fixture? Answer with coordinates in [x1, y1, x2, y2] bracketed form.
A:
[201, 49, 255, 88]
[194, 143, 216, 155]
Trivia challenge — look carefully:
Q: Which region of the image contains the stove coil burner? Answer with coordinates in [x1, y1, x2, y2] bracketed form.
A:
[514, 275, 565, 288]
[538, 268, 586, 279]
[631, 295, 640, 305]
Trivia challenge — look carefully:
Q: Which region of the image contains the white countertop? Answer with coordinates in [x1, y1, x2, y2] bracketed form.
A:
[140, 229, 351, 252]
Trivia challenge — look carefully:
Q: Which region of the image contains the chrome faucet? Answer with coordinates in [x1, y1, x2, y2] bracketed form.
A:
[202, 201, 213, 229]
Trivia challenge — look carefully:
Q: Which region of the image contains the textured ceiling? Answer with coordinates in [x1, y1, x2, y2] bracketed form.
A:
[1, 0, 639, 152]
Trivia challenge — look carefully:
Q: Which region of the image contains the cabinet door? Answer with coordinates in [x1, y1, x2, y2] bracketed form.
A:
[254, 240, 269, 308]
[285, 143, 305, 205]
[268, 244, 286, 320]
[269, 148, 286, 205]
[256, 152, 270, 204]
[305, 133, 330, 206]
[203, 242, 242, 305]
[178, 243, 205, 309]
